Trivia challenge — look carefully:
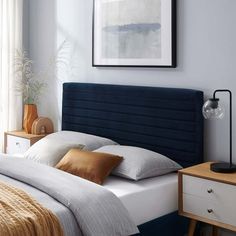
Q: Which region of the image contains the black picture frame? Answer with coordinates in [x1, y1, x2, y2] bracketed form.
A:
[92, 0, 176, 68]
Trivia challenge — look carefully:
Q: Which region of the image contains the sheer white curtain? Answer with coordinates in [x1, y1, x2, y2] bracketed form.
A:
[0, 0, 23, 151]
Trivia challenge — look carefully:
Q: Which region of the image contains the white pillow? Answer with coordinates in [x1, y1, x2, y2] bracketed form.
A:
[44, 131, 118, 150]
[94, 145, 182, 180]
[24, 131, 118, 166]
[24, 139, 84, 166]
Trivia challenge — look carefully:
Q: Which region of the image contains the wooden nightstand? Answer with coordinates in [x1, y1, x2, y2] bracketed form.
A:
[179, 162, 236, 236]
[4, 130, 46, 155]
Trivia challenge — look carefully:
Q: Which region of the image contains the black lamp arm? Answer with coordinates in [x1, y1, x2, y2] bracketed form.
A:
[213, 89, 232, 100]
[213, 89, 232, 166]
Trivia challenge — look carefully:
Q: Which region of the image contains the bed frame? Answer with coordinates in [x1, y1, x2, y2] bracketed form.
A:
[62, 82, 204, 236]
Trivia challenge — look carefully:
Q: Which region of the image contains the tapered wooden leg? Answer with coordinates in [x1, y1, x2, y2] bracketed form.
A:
[188, 219, 197, 236]
[212, 226, 219, 236]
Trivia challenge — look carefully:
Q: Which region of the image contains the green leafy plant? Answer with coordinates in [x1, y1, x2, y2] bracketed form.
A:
[14, 49, 47, 104]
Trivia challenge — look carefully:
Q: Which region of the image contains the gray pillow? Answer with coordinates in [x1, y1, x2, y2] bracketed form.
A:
[42, 131, 118, 151]
[24, 131, 118, 166]
[94, 145, 182, 180]
[24, 138, 84, 166]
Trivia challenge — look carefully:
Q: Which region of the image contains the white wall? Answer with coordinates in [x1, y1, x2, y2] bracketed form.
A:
[28, 0, 236, 167]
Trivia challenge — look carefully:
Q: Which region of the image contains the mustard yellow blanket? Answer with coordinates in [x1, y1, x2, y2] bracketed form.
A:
[0, 181, 64, 236]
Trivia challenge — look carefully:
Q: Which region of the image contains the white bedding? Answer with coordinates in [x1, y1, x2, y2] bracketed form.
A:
[103, 173, 178, 226]
[1, 153, 178, 231]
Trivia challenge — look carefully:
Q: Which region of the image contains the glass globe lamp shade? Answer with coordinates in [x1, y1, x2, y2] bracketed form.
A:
[202, 99, 225, 119]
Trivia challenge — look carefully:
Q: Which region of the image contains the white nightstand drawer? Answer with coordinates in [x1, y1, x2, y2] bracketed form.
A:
[183, 175, 236, 206]
[183, 193, 236, 227]
[179, 163, 236, 234]
[6, 135, 30, 155]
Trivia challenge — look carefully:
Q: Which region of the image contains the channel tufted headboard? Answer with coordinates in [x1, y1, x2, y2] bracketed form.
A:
[62, 83, 204, 167]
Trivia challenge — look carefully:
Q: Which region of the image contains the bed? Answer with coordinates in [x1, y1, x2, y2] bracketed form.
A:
[62, 82, 204, 236]
[0, 82, 204, 236]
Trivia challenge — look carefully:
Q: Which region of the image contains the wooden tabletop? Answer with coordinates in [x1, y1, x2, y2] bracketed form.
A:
[179, 162, 236, 185]
[5, 130, 46, 139]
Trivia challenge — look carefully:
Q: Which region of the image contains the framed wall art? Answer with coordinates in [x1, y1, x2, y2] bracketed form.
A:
[92, 0, 176, 68]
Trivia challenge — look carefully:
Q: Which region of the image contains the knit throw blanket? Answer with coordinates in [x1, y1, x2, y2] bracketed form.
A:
[0, 181, 64, 236]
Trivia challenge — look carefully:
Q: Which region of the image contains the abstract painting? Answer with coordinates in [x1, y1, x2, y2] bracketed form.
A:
[93, 0, 176, 67]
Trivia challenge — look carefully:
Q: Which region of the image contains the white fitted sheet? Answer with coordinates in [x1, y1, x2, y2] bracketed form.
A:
[103, 173, 178, 225]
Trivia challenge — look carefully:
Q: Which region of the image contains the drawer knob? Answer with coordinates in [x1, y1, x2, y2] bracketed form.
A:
[207, 209, 213, 213]
[207, 189, 213, 193]
[15, 142, 20, 146]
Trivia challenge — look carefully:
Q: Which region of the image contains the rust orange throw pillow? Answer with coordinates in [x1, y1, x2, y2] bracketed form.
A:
[56, 149, 123, 185]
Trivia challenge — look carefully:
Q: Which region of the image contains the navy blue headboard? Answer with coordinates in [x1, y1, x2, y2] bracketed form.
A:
[62, 83, 204, 167]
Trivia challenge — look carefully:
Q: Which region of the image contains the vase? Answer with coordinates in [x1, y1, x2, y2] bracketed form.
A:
[23, 104, 38, 134]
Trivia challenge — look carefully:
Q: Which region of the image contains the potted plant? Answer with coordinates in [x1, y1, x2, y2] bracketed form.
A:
[14, 50, 46, 133]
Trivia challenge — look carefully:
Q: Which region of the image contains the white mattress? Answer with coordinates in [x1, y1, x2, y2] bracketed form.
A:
[103, 173, 178, 226]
